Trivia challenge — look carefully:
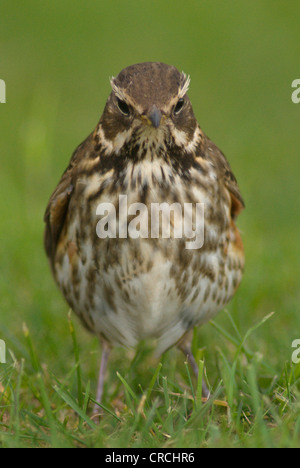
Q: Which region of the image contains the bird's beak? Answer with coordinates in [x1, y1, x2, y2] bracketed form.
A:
[148, 105, 162, 128]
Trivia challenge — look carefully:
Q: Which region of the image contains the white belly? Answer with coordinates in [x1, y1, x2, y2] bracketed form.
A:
[56, 235, 242, 354]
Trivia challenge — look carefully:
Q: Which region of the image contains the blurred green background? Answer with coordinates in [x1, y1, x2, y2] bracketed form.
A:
[0, 0, 299, 391]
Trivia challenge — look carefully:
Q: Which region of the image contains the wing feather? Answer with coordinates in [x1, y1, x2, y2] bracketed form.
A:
[204, 136, 245, 219]
[44, 133, 93, 267]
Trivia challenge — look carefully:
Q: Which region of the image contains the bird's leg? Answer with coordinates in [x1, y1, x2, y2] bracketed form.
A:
[177, 332, 210, 400]
[93, 340, 111, 416]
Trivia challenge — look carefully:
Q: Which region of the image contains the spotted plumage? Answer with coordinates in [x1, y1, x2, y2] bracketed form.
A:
[44, 62, 245, 409]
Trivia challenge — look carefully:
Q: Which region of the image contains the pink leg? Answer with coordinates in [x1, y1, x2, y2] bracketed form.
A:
[93, 341, 111, 416]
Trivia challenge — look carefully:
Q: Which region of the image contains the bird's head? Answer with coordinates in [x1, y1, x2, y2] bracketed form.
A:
[98, 62, 200, 157]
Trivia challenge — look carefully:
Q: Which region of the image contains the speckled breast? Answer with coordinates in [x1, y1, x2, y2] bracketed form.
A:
[53, 158, 244, 353]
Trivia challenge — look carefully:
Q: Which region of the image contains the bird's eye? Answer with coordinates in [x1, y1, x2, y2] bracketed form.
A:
[117, 98, 130, 116]
[173, 98, 185, 115]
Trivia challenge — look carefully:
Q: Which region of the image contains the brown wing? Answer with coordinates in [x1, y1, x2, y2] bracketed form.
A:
[44, 133, 93, 268]
[204, 137, 245, 219]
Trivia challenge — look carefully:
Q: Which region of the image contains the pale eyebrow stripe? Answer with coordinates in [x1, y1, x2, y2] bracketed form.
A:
[178, 73, 191, 99]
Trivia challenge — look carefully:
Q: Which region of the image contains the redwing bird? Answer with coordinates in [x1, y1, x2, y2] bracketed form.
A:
[44, 62, 244, 412]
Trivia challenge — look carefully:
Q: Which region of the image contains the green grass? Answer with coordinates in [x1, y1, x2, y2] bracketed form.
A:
[1, 0, 300, 448]
[1, 312, 300, 448]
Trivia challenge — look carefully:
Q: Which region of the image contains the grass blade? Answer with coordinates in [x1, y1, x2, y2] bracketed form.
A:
[53, 384, 97, 430]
